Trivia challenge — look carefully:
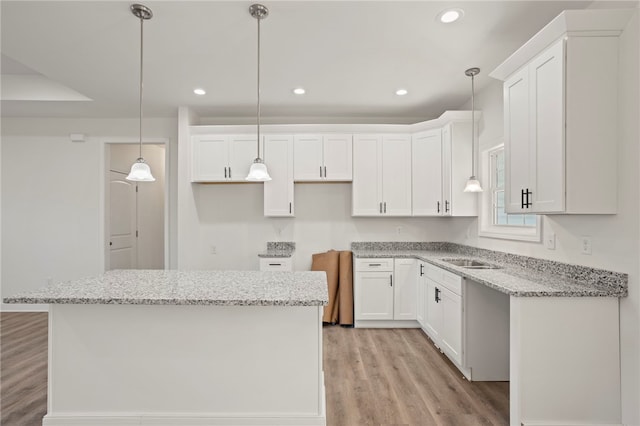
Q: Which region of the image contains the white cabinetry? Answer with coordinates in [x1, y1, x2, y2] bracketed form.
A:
[352, 134, 412, 216]
[496, 36, 618, 214]
[354, 258, 394, 321]
[191, 135, 256, 182]
[263, 135, 294, 217]
[354, 258, 419, 327]
[412, 130, 443, 216]
[424, 264, 463, 367]
[259, 257, 293, 271]
[294, 134, 352, 181]
[411, 122, 477, 217]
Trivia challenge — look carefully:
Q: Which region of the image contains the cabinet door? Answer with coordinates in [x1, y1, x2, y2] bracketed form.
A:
[412, 129, 443, 216]
[416, 265, 426, 327]
[293, 134, 323, 181]
[440, 286, 463, 365]
[504, 66, 531, 213]
[530, 39, 565, 213]
[191, 135, 229, 182]
[425, 278, 443, 342]
[228, 135, 258, 182]
[393, 259, 417, 320]
[264, 135, 294, 217]
[441, 125, 452, 215]
[355, 271, 394, 320]
[323, 134, 353, 181]
[381, 135, 412, 216]
[352, 135, 383, 216]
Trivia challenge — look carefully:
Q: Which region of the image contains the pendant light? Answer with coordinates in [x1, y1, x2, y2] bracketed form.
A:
[463, 67, 482, 192]
[126, 4, 155, 182]
[245, 4, 272, 182]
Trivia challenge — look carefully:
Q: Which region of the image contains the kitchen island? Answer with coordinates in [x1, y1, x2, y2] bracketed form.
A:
[4, 270, 329, 426]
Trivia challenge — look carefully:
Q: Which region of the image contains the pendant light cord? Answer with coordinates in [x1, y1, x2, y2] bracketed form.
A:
[256, 14, 261, 160]
[139, 13, 144, 160]
[471, 72, 475, 177]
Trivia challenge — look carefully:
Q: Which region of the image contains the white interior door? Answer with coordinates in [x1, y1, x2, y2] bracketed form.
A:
[108, 170, 137, 270]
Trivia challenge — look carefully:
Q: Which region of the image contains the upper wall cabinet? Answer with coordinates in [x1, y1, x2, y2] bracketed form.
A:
[191, 135, 257, 183]
[294, 134, 353, 182]
[491, 9, 627, 214]
[264, 135, 294, 217]
[352, 134, 412, 216]
[412, 122, 477, 217]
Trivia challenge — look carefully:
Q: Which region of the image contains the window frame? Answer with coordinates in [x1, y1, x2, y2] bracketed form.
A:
[478, 142, 542, 242]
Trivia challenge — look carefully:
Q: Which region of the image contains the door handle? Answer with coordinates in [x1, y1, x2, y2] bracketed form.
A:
[384, 202, 387, 213]
[445, 200, 450, 213]
[521, 189, 526, 209]
[229, 167, 232, 179]
[390, 274, 393, 287]
[525, 188, 532, 208]
[320, 166, 322, 178]
[289, 202, 292, 214]
[379, 202, 382, 214]
[324, 166, 327, 178]
[435, 287, 441, 303]
[420, 264, 424, 276]
[224, 167, 228, 179]
[437, 201, 440, 213]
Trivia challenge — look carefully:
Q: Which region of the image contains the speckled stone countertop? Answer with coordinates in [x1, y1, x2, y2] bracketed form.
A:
[3, 270, 328, 306]
[351, 242, 627, 298]
[258, 241, 295, 258]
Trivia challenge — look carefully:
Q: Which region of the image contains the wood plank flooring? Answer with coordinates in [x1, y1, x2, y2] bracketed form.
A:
[1, 313, 48, 426]
[0, 313, 509, 426]
[323, 326, 509, 426]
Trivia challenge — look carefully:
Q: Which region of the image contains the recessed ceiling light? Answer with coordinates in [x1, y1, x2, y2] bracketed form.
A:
[193, 88, 206, 96]
[396, 89, 408, 96]
[437, 8, 464, 24]
[293, 87, 306, 95]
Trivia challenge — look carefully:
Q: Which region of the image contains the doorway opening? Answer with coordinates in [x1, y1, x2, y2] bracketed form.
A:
[105, 143, 165, 270]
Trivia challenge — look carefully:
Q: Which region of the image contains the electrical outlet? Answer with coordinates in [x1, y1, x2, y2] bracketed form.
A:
[545, 233, 556, 250]
[210, 245, 217, 255]
[581, 236, 592, 255]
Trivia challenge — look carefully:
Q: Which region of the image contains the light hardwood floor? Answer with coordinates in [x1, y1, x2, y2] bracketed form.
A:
[1, 313, 508, 426]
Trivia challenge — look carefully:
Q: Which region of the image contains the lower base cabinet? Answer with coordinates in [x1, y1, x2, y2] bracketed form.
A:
[422, 263, 509, 381]
[354, 257, 418, 327]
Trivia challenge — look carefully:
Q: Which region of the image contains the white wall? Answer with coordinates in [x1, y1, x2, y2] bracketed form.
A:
[454, 10, 640, 424]
[1, 118, 177, 311]
[180, 181, 452, 271]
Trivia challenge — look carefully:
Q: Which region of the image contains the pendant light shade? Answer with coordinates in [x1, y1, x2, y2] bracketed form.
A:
[126, 4, 155, 183]
[463, 67, 482, 193]
[245, 4, 271, 182]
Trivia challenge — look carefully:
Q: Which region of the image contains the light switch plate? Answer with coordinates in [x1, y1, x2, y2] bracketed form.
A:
[545, 233, 556, 250]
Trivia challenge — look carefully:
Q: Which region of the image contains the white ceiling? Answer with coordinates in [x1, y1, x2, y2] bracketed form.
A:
[1, 0, 619, 121]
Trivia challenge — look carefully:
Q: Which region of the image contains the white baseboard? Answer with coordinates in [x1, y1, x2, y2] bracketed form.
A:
[1, 303, 49, 312]
[521, 422, 622, 426]
[43, 413, 326, 426]
[354, 319, 420, 328]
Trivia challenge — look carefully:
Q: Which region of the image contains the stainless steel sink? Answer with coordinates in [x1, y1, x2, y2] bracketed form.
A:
[441, 258, 501, 269]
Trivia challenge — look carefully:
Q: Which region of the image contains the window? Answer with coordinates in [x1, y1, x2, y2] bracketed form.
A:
[479, 143, 541, 242]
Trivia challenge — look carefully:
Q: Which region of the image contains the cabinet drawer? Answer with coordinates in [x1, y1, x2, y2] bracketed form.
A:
[440, 270, 462, 296]
[355, 258, 394, 271]
[425, 263, 462, 295]
[259, 258, 293, 271]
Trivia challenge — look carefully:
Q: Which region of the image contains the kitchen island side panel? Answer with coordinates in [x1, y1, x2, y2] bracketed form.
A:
[46, 304, 324, 425]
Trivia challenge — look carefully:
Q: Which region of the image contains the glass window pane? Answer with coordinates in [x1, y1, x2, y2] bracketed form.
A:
[524, 214, 537, 226]
[507, 214, 525, 226]
[496, 190, 504, 208]
[496, 206, 508, 225]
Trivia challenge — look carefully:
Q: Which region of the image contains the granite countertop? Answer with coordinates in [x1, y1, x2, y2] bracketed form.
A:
[258, 241, 295, 258]
[352, 243, 627, 298]
[3, 270, 329, 306]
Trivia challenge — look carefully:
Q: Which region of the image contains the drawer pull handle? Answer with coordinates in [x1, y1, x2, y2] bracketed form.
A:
[368, 263, 382, 266]
[435, 287, 441, 303]
[269, 263, 282, 266]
